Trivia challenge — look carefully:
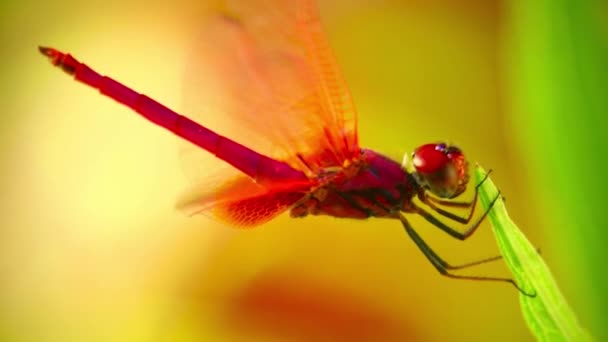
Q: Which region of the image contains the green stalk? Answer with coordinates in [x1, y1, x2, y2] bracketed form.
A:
[475, 167, 592, 342]
[505, 0, 608, 337]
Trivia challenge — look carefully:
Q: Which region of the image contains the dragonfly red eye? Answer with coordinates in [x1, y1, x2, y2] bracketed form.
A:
[412, 143, 450, 174]
[412, 142, 469, 198]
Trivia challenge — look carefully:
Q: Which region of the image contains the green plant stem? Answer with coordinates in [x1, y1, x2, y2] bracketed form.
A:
[475, 166, 591, 342]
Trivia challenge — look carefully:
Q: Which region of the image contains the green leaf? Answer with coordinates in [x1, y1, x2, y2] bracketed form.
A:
[475, 166, 592, 342]
[505, 0, 608, 337]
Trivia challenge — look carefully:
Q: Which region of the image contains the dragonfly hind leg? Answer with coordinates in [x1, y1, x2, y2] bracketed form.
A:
[398, 213, 535, 297]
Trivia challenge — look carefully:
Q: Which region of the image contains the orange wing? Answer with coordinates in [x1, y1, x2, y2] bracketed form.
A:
[177, 175, 308, 227]
[178, 0, 359, 223]
[182, 0, 359, 174]
[214, 188, 306, 227]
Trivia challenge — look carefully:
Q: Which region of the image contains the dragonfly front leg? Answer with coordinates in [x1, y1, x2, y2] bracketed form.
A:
[398, 213, 535, 296]
[418, 169, 493, 224]
[413, 190, 501, 241]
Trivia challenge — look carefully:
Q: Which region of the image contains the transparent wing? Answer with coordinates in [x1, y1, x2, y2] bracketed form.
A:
[177, 0, 359, 222]
[181, 0, 359, 176]
[176, 174, 308, 228]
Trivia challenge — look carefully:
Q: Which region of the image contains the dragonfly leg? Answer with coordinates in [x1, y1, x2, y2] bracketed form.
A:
[425, 195, 475, 208]
[419, 191, 478, 224]
[398, 213, 536, 297]
[419, 169, 493, 224]
[413, 190, 501, 241]
[429, 168, 492, 206]
[448, 254, 504, 270]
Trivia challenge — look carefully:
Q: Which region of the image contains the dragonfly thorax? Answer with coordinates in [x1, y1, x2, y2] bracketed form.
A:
[290, 149, 417, 219]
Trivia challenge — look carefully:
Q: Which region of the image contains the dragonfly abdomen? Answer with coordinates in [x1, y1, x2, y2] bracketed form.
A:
[39, 47, 309, 187]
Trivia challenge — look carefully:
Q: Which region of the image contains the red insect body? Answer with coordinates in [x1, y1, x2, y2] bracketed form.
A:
[38, 0, 474, 230]
[42, 43, 420, 223]
[39, 0, 535, 296]
[291, 149, 413, 219]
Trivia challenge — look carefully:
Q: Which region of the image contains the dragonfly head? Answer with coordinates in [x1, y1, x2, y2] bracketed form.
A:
[410, 143, 469, 198]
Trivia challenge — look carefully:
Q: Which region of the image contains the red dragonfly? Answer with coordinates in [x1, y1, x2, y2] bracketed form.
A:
[39, 0, 530, 295]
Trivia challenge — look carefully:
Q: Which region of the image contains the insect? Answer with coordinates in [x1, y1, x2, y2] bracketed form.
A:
[39, 0, 532, 295]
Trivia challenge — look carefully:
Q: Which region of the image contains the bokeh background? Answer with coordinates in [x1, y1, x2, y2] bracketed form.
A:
[1, 0, 606, 341]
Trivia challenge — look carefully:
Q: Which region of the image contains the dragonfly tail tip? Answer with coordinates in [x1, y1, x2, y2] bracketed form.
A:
[38, 46, 52, 56]
[38, 46, 63, 60]
[38, 46, 74, 74]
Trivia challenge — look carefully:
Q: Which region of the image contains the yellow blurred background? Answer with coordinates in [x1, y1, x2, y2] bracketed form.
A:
[0, 0, 598, 341]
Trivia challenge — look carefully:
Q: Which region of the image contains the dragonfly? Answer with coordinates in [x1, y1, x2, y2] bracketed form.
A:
[39, 0, 532, 296]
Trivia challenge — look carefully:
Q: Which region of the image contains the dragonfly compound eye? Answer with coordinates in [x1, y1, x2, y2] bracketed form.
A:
[412, 143, 470, 198]
[412, 143, 450, 174]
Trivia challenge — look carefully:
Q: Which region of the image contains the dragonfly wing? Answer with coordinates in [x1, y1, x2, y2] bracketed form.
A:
[182, 0, 359, 177]
[177, 174, 307, 227]
[178, 0, 359, 222]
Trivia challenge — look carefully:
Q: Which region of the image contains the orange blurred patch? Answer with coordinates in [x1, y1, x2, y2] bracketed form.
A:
[222, 269, 417, 342]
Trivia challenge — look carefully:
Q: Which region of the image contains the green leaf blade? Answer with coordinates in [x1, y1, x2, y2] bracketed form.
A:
[475, 166, 592, 342]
